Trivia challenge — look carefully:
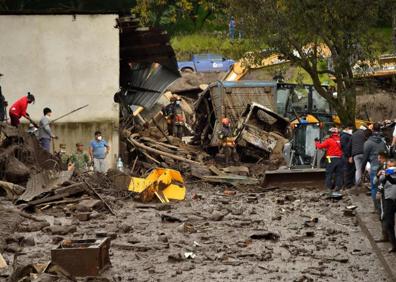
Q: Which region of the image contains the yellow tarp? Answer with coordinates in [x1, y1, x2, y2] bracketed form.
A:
[128, 168, 186, 203]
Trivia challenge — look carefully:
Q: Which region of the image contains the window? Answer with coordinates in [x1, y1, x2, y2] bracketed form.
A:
[312, 89, 330, 113]
[276, 88, 289, 115]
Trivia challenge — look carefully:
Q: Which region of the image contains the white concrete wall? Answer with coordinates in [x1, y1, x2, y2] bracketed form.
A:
[0, 14, 120, 167]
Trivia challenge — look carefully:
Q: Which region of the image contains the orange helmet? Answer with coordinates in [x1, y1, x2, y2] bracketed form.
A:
[222, 117, 230, 126]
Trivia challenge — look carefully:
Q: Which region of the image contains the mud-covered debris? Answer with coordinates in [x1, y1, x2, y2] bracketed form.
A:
[304, 217, 319, 227]
[221, 166, 250, 176]
[0, 253, 7, 269]
[22, 236, 36, 247]
[45, 225, 77, 235]
[224, 189, 236, 196]
[305, 231, 315, 237]
[343, 209, 356, 217]
[184, 252, 196, 259]
[75, 212, 91, 221]
[161, 214, 183, 223]
[17, 221, 50, 232]
[209, 211, 228, 221]
[76, 199, 103, 212]
[168, 253, 184, 262]
[250, 231, 280, 241]
[128, 237, 141, 244]
[119, 223, 132, 233]
[176, 222, 196, 233]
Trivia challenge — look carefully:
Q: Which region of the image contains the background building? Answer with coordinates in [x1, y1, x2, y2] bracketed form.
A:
[0, 14, 120, 166]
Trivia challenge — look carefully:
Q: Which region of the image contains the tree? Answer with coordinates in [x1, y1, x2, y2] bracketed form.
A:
[132, 0, 228, 32]
[230, 0, 388, 126]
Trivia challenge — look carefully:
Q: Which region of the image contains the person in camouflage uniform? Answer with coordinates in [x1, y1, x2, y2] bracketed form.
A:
[56, 144, 70, 170]
[69, 143, 90, 173]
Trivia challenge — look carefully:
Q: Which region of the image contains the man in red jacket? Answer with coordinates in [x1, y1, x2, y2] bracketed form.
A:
[9, 92, 35, 127]
[315, 127, 343, 192]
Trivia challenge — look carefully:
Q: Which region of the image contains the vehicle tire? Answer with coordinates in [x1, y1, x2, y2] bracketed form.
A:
[181, 68, 194, 73]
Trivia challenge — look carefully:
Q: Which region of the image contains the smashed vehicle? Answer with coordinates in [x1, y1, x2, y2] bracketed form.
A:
[192, 80, 289, 162]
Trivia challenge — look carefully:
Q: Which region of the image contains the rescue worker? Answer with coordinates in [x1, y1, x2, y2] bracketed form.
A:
[56, 144, 69, 170]
[377, 159, 396, 252]
[38, 107, 57, 152]
[218, 117, 238, 164]
[173, 98, 185, 139]
[69, 143, 90, 173]
[9, 92, 35, 127]
[315, 127, 343, 193]
[162, 96, 177, 136]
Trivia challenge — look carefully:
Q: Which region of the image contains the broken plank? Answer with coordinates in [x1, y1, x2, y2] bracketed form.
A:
[83, 180, 116, 216]
[22, 183, 87, 207]
[209, 165, 225, 176]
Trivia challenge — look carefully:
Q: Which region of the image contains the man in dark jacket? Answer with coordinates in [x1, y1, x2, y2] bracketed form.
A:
[351, 125, 369, 192]
[340, 125, 354, 188]
[362, 123, 387, 203]
[378, 160, 396, 252]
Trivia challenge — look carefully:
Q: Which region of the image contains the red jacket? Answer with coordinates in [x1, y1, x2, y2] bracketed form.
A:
[9, 96, 28, 118]
[315, 134, 343, 157]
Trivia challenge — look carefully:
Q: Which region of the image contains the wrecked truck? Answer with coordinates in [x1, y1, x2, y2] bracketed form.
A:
[192, 81, 290, 162]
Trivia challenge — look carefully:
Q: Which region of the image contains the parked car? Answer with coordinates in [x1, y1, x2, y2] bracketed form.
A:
[178, 54, 235, 73]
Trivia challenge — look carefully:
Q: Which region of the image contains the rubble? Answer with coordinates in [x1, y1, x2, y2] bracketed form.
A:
[0, 79, 393, 281]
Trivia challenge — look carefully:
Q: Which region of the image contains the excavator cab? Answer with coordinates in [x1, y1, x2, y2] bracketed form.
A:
[264, 83, 334, 186]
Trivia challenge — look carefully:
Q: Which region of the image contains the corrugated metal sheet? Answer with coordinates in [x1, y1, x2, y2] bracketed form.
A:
[116, 16, 180, 109]
[18, 170, 73, 202]
[115, 63, 179, 108]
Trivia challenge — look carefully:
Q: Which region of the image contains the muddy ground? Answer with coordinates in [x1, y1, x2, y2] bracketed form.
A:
[0, 182, 390, 281]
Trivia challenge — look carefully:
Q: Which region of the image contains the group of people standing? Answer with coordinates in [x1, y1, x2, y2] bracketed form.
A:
[6, 93, 111, 174]
[316, 122, 396, 252]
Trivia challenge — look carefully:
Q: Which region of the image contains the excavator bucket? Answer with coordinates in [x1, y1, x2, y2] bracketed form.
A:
[128, 168, 186, 203]
[263, 167, 326, 187]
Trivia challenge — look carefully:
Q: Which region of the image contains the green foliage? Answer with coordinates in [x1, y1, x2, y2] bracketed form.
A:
[229, 0, 394, 125]
[132, 0, 228, 33]
[171, 32, 257, 60]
